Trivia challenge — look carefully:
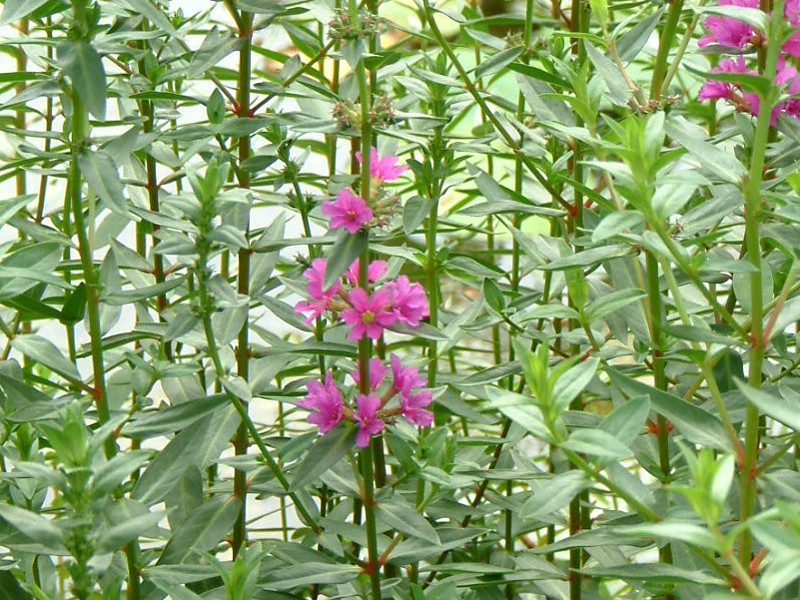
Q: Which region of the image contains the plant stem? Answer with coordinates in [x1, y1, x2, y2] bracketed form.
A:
[738, 0, 782, 565]
[645, 251, 674, 593]
[650, 0, 684, 100]
[355, 31, 381, 599]
[69, 0, 112, 459]
[230, 3, 254, 560]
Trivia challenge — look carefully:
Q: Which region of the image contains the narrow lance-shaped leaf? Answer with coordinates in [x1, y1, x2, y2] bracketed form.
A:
[323, 230, 368, 290]
[57, 40, 107, 120]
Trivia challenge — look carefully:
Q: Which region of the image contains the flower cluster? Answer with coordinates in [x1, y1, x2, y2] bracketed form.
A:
[294, 257, 428, 340]
[328, 9, 383, 41]
[320, 147, 407, 234]
[332, 96, 396, 130]
[698, 0, 800, 122]
[299, 356, 433, 447]
[297, 147, 428, 447]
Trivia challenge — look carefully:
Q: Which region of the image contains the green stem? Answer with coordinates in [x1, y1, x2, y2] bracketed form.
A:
[69, 0, 112, 459]
[355, 35, 382, 600]
[231, 5, 254, 560]
[645, 251, 674, 590]
[650, 0, 685, 100]
[738, 0, 782, 565]
[661, 0, 706, 92]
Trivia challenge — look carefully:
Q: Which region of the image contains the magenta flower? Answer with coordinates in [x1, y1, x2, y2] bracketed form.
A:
[341, 287, 397, 340]
[351, 357, 389, 391]
[698, 0, 758, 48]
[784, 72, 800, 119]
[294, 258, 341, 325]
[345, 259, 387, 285]
[698, 57, 759, 114]
[355, 393, 385, 447]
[356, 147, 409, 182]
[389, 354, 433, 426]
[322, 188, 373, 234]
[390, 354, 426, 396]
[401, 389, 434, 427]
[299, 372, 343, 433]
[386, 275, 428, 327]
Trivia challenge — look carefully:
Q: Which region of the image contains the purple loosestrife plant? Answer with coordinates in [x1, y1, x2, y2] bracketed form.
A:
[296, 149, 434, 448]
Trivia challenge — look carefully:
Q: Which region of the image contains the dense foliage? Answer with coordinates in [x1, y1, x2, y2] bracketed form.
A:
[1, 0, 800, 599]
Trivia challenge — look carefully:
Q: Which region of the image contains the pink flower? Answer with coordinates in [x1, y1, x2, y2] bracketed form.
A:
[345, 259, 387, 285]
[356, 147, 408, 182]
[341, 287, 397, 340]
[698, 0, 758, 48]
[355, 393, 385, 447]
[698, 57, 760, 114]
[389, 355, 433, 426]
[390, 354, 426, 396]
[299, 372, 343, 433]
[322, 188, 373, 234]
[351, 357, 389, 391]
[788, 0, 800, 22]
[401, 389, 434, 427]
[784, 73, 800, 119]
[386, 275, 428, 327]
[294, 258, 341, 325]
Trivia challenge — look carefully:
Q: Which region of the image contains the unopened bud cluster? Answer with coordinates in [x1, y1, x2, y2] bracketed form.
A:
[328, 9, 383, 41]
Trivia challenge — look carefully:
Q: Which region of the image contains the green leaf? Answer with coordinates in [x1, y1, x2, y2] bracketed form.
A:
[486, 387, 552, 442]
[736, 380, 800, 431]
[521, 470, 591, 518]
[615, 9, 664, 63]
[78, 151, 128, 217]
[0, 504, 66, 553]
[509, 63, 570, 88]
[608, 368, 732, 451]
[665, 118, 747, 185]
[11, 335, 80, 381]
[290, 426, 357, 491]
[585, 42, 630, 106]
[157, 495, 242, 564]
[96, 509, 166, 554]
[482, 278, 505, 314]
[600, 395, 650, 447]
[583, 563, 724, 585]
[585, 288, 646, 321]
[91, 450, 152, 499]
[552, 357, 599, 414]
[543, 245, 630, 270]
[403, 196, 436, 234]
[261, 563, 360, 591]
[57, 41, 107, 120]
[618, 521, 719, 550]
[475, 47, 523, 78]
[188, 28, 244, 77]
[132, 408, 240, 505]
[123, 395, 227, 439]
[0, 571, 33, 600]
[375, 494, 440, 544]
[588, 0, 608, 30]
[0, 0, 52, 25]
[323, 229, 368, 290]
[0, 195, 35, 230]
[61, 282, 87, 324]
[561, 428, 633, 459]
[592, 210, 645, 242]
[711, 349, 744, 393]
